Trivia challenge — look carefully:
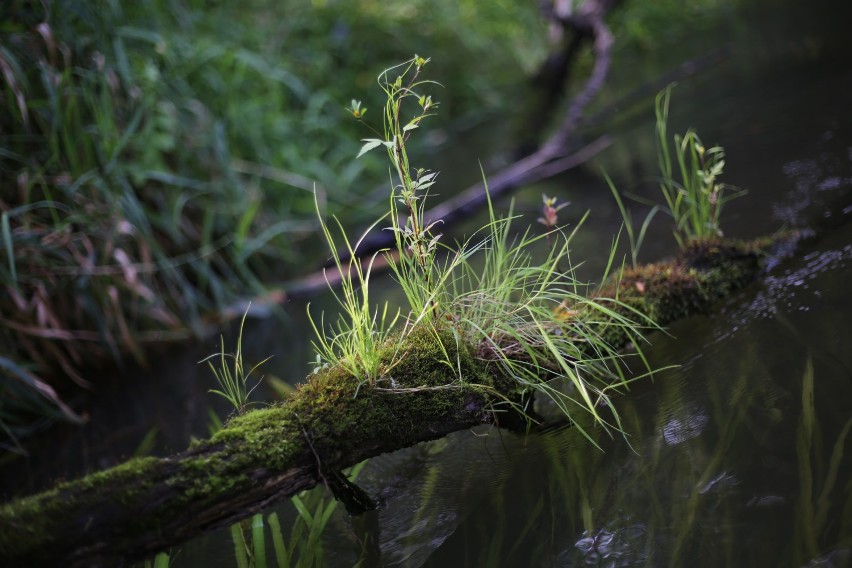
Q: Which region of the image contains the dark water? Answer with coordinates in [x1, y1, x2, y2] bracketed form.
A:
[3, 1, 851, 566]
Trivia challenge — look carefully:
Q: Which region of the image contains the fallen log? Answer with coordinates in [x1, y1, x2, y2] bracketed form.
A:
[0, 235, 796, 567]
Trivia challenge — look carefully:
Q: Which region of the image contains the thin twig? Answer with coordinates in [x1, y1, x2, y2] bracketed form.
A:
[294, 412, 328, 488]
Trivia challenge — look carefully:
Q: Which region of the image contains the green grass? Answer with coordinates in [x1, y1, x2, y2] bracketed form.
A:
[603, 171, 660, 267]
[446, 194, 660, 444]
[200, 304, 271, 412]
[141, 551, 170, 568]
[655, 85, 747, 247]
[307, 205, 402, 387]
[603, 85, 746, 258]
[794, 355, 852, 562]
[222, 471, 360, 568]
[310, 58, 660, 441]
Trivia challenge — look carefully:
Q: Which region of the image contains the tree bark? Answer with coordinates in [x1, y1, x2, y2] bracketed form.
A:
[0, 235, 797, 567]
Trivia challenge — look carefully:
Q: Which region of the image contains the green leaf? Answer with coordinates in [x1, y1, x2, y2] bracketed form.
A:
[2, 212, 17, 290]
[252, 513, 267, 568]
[356, 138, 386, 159]
[231, 523, 249, 568]
[152, 552, 170, 568]
[267, 512, 289, 567]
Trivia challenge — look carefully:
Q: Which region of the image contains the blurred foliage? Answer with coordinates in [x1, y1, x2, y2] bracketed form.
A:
[610, 0, 740, 52]
[0, 0, 546, 443]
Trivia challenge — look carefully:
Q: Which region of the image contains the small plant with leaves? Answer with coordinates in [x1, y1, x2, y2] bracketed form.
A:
[308, 56, 445, 390]
[655, 85, 746, 248]
[201, 305, 271, 412]
[537, 194, 570, 250]
[352, 56, 445, 318]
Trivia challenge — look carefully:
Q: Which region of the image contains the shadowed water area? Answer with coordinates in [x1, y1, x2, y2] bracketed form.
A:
[2, 1, 851, 566]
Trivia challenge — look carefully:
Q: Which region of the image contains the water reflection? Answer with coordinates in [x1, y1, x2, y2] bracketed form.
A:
[296, 210, 850, 568]
[776, 152, 852, 226]
[661, 406, 709, 446]
[745, 243, 851, 320]
[571, 524, 648, 567]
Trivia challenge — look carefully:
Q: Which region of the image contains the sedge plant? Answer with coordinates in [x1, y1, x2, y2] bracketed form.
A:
[200, 304, 271, 412]
[655, 85, 747, 248]
[446, 192, 660, 444]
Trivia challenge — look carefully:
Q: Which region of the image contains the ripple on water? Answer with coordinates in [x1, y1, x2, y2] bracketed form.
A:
[724, 242, 851, 333]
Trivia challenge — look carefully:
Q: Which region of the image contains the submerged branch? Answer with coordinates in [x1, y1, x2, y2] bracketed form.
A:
[330, 135, 612, 271]
[540, 0, 619, 153]
[0, 234, 799, 567]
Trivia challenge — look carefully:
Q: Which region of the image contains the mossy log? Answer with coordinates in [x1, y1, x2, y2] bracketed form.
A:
[0, 237, 793, 567]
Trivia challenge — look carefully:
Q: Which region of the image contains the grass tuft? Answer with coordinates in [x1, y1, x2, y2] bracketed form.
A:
[655, 85, 747, 247]
[200, 304, 271, 412]
[307, 200, 403, 389]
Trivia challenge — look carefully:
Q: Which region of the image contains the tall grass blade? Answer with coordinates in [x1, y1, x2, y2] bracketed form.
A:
[1, 213, 16, 291]
[267, 512, 290, 568]
[252, 513, 267, 568]
[814, 417, 852, 534]
[796, 355, 818, 558]
[153, 551, 170, 568]
[231, 522, 250, 568]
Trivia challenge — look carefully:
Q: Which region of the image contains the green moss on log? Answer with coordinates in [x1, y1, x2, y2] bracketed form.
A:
[0, 234, 797, 566]
[0, 326, 501, 565]
[581, 238, 770, 350]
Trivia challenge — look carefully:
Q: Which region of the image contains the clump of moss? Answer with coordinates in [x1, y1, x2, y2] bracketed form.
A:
[285, 324, 497, 463]
[588, 237, 768, 350]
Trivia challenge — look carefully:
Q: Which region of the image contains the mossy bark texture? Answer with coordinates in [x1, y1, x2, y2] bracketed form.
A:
[0, 237, 787, 567]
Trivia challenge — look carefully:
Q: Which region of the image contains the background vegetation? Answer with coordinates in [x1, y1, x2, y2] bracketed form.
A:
[0, 0, 550, 447]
